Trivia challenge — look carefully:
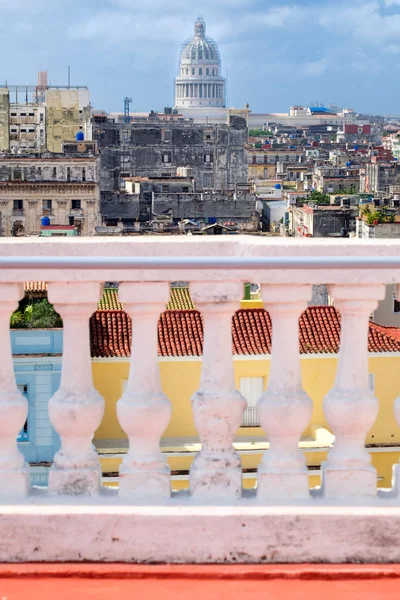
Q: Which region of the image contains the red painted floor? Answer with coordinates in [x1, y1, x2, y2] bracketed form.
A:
[1, 565, 400, 599]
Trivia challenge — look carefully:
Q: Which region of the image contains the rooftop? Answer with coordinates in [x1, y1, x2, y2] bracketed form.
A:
[90, 305, 400, 358]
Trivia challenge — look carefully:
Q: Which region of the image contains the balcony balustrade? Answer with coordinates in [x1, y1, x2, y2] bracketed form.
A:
[1, 236, 400, 563]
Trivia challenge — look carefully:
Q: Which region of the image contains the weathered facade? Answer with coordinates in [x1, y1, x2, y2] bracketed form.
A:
[360, 162, 400, 195]
[290, 204, 357, 237]
[0, 141, 100, 236]
[93, 115, 248, 220]
[117, 176, 257, 225]
[0, 73, 91, 154]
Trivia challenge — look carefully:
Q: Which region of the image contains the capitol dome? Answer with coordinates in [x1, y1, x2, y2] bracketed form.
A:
[174, 17, 226, 109]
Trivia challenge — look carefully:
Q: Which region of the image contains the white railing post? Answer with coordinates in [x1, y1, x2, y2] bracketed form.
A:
[257, 284, 312, 500]
[0, 283, 29, 498]
[393, 284, 400, 495]
[47, 282, 105, 495]
[189, 282, 246, 499]
[117, 282, 172, 500]
[322, 284, 385, 499]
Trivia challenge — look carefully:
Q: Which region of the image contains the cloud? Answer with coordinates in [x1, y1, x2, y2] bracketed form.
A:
[302, 58, 327, 77]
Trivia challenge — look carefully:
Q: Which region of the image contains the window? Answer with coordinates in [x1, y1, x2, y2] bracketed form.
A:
[263, 155, 268, 164]
[17, 384, 28, 442]
[82, 167, 86, 181]
[13, 199, 23, 210]
[13, 169, 22, 181]
[212, 68, 215, 76]
[53, 167, 57, 179]
[240, 377, 264, 427]
[71, 199, 81, 210]
[368, 373, 375, 392]
[20, 113, 26, 117]
[20, 129, 26, 133]
[206, 68, 209, 75]
[182, 186, 189, 193]
[67, 167, 71, 181]
[192, 68, 195, 75]
[393, 292, 400, 313]
[204, 153, 213, 163]
[42, 199, 52, 210]
[28, 112, 35, 117]
[162, 153, 171, 164]
[252, 155, 257, 164]
[37, 167, 41, 178]
[40, 113, 44, 122]
[162, 185, 169, 193]
[163, 129, 172, 142]
[203, 173, 213, 188]
[10, 112, 17, 117]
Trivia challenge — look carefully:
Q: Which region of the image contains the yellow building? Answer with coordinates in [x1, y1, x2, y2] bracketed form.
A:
[90, 287, 400, 490]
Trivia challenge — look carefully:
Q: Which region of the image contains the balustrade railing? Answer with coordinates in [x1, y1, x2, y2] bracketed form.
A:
[1, 237, 400, 562]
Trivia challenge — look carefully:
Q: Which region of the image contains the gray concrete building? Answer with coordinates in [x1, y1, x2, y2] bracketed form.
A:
[93, 114, 248, 221]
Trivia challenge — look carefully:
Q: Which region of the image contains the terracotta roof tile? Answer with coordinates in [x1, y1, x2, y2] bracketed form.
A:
[89, 306, 400, 358]
[24, 282, 48, 293]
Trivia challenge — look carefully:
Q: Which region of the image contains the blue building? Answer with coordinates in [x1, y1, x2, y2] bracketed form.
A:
[11, 329, 62, 484]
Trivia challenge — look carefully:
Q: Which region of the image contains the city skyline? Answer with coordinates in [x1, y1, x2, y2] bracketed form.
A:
[1, 0, 400, 114]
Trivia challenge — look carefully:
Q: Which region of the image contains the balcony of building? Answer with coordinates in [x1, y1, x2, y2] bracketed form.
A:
[1, 237, 400, 565]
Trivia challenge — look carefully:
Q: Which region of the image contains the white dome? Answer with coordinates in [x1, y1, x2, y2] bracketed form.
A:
[174, 17, 226, 109]
[180, 18, 220, 64]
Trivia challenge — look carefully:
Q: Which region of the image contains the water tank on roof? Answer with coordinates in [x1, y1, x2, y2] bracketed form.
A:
[345, 161, 351, 167]
[274, 183, 281, 189]
[75, 131, 84, 141]
[354, 145, 359, 150]
[41, 216, 50, 226]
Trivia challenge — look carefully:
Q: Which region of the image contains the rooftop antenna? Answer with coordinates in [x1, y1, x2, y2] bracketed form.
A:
[124, 97, 132, 124]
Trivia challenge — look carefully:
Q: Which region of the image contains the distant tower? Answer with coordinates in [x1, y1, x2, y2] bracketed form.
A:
[35, 70, 48, 104]
[174, 16, 226, 109]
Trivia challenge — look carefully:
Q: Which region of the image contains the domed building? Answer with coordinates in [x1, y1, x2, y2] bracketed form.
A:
[174, 17, 226, 109]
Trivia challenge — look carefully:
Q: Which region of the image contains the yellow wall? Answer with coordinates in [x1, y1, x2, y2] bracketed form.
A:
[92, 353, 400, 487]
[248, 163, 276, 180]
[46, 90, 81, 153]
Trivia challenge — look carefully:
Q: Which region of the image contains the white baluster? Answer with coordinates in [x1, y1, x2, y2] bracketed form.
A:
[47, 282, 105, 495]
[117, 282, 172, 500]
[0, 283, 29, 498]
[257, 284, 312, 500]
[189, 282, 246, 499]
[322, 284, 385, 499]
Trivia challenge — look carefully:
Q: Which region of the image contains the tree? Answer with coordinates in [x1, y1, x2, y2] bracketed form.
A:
[10, 299, 62, 329]
[308, 190, 330, 205]
[248, 129, 273, 137]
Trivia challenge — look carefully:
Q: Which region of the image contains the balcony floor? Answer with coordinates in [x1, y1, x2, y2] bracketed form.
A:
[1, 565, 400, 599]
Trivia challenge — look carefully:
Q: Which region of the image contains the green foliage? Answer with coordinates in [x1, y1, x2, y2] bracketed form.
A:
[308, 190, 330, 205]
[10, 311, 24, 327]
[248, 129, 273, 137]
[362, 204, 395, 225]
[11, 299, 62, 329]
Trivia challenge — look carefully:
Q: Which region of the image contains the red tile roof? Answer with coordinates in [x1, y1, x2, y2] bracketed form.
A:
[24, 282, 48, 293]
[89, 306, 400, 359]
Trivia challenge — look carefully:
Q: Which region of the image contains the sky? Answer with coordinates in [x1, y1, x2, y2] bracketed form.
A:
[1, 0, 400, 115]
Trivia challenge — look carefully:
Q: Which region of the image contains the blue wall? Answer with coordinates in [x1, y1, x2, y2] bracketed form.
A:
[11, 329, 63, 463]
